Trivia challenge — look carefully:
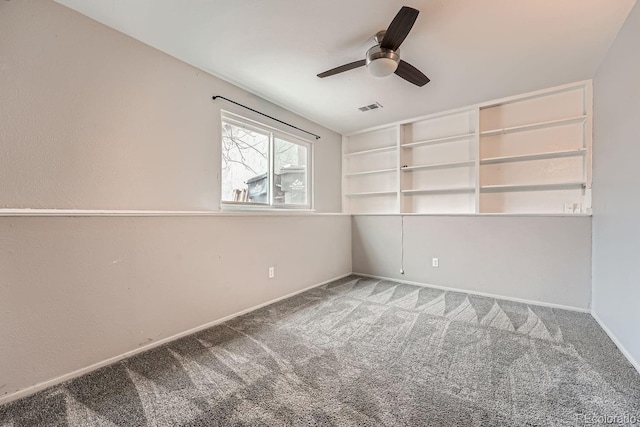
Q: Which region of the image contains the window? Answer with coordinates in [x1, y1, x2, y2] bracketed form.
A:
[221, 112, 312, 209]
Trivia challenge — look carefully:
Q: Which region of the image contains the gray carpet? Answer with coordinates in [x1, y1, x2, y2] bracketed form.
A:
[1, 275, 639, 426]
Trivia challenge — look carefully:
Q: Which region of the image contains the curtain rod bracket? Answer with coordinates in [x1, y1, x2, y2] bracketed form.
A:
[212, 96, 321, 140]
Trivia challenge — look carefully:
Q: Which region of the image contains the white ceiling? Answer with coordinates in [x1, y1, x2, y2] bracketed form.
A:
[55, 0, 635, 134]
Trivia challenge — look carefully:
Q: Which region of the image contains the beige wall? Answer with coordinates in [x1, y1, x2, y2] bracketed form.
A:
[352, 215, 592, 309]
[592, 1, 640, 371]
[0, 0, 342, 211]
[0, 0, 350, 403]
[0, 215, 351, 402]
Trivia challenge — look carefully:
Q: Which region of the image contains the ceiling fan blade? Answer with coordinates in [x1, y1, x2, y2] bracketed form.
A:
[380, 6, 419, 51]
[395, 60, 430, 87]
[317, 60, 366, 78]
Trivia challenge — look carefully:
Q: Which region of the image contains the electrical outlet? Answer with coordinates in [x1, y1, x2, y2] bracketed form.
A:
[432, 258, 439, 268]
[268, 267, 275, 279]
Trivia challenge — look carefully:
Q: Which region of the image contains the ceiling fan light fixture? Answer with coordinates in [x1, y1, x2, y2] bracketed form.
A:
[368, 57, 398, 77]
[366, 45, 400, 78]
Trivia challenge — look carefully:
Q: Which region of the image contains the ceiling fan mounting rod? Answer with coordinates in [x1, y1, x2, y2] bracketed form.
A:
[374, 30, 387, 44]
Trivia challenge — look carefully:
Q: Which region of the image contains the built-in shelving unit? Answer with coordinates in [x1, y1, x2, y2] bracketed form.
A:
[342, 80, 592, 215]
[399, 107, 477, 214]
[478, 81, 591, 214]
[342, 125, 399, 213]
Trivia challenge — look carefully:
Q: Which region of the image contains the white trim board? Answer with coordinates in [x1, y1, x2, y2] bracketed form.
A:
[0, 273, 352, 406]
[350, 213, 592, 217]
[0, 210, 590, 218]
[5, 271, 620, 407]
[0, 209, 349, 218]
[591, 312, 640, 375]
[353, 272, 591, 313]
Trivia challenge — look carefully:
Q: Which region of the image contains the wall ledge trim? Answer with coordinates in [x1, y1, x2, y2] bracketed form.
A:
[0, 209, 348, 218]
[350, 213, 592, 217]
[0, 273, 352, 406]
[591, 311, 640, 375]
[354, 272, 591, 313]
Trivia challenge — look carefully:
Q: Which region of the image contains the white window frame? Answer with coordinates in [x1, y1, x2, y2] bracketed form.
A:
[220, 111, 314, 211]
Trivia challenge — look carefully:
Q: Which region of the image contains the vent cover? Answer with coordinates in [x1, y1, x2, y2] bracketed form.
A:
[358, 102, 383, 112]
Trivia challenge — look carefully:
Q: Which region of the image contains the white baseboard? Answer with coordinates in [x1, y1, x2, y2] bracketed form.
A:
[0, 273, 351, 407]
[354, 272, 591, 313]
[591, 311, 640, 375]
[2, 271, 602, 407]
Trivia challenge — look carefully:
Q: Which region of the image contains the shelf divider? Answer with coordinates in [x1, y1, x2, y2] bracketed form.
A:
[473, 107, 481, 213]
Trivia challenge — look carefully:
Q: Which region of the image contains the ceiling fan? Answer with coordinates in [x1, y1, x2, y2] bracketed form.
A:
[317, 6, 430, 87]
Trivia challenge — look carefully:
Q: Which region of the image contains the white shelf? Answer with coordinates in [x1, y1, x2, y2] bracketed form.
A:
[401, 160, 475, 172]
[480, 182, 586, 192]
[344, 168, 396, 177]
[401, 133, 475, 149]
[480, 115, 587, 137]
[344, 145, 396, 157]
[402, 187, 476, 195]
[480, 149, 587, 165]
[344, 191, 397, 197]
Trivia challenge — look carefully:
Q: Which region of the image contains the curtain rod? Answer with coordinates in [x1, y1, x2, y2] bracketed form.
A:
[212, 96, 321, 140]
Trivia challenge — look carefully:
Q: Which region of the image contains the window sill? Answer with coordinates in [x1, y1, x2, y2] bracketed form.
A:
[220, 202, 314, 213]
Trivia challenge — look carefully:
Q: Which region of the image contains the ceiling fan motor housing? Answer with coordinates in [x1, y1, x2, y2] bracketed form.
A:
[366, 45, 400, 77]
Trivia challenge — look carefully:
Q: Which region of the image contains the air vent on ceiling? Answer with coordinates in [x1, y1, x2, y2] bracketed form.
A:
[358, 102, 383, 112]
